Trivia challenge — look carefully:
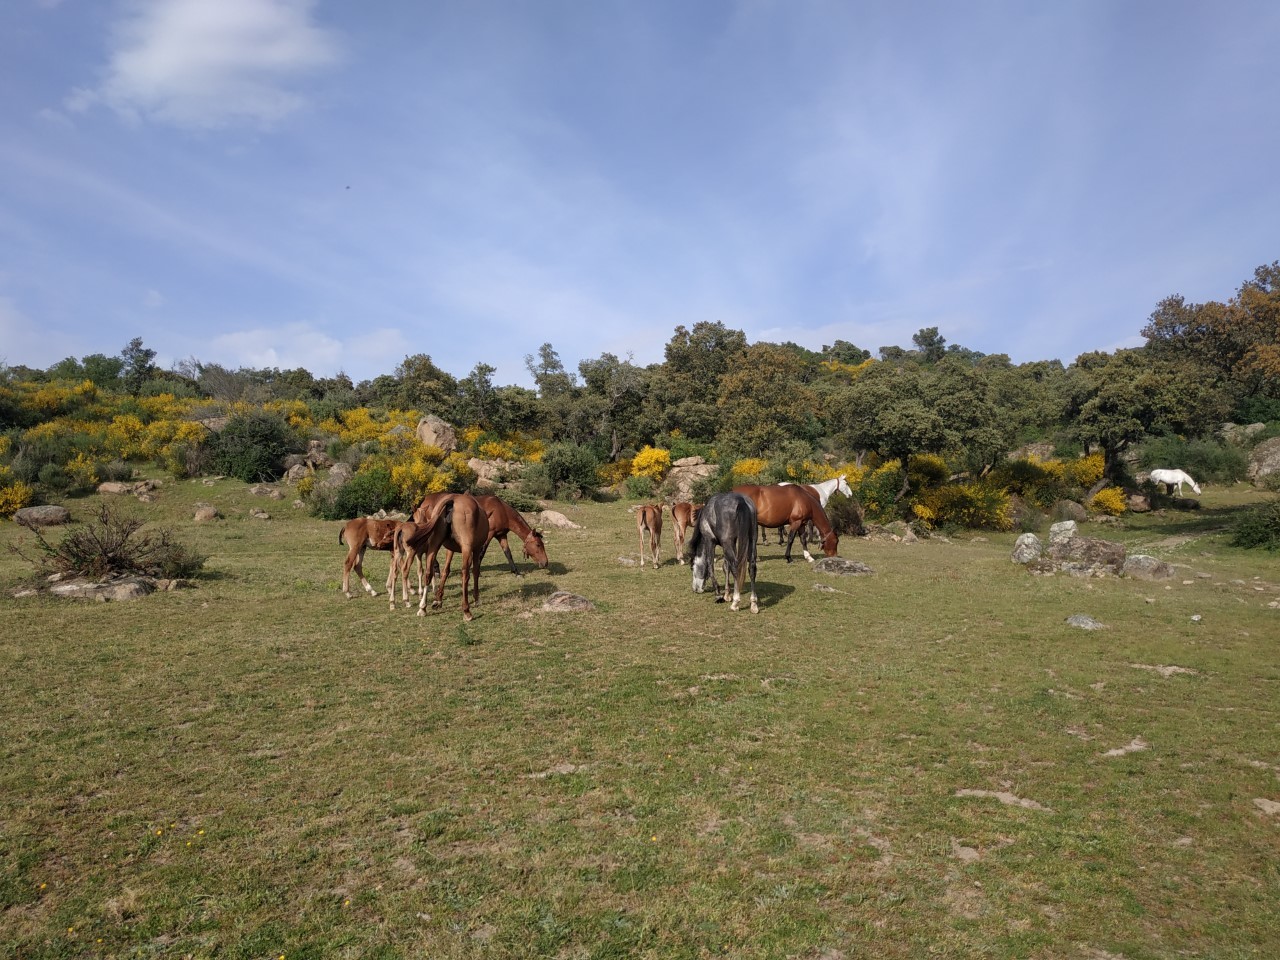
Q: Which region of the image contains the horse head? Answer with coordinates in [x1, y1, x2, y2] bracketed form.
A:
[523, 528, 549, 568]
[835, 474, 854, 498]
[820, 528, 839, 557]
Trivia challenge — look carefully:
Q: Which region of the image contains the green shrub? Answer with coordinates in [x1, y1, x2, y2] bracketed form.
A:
[624, 474, 655, 500]
[540, 442, 602, 500]
[212, 411, 298, 483]
[323, 466, 398, 520]
[1137, 435, 1248, 484]
[95, 459, 134, 483]
[37, 462, 71, 492]
[824, 492, 866, 536]
[1229, 498, 1280, 551]
[923, 482, 1013, 531]
[518, 462, 554, 501]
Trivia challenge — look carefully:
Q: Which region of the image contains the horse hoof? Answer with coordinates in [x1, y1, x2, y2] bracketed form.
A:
[715, 597, 726, 604]
[416, 609, 425, 618]
[463, 612, 474, 622]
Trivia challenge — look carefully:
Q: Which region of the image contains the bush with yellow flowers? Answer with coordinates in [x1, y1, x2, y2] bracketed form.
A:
[921, 482, 1014, 531]
[730, 458, 769, 483]
[0, 472, 35, 519]
[1064, 452, 1105, 489]
[631, 446, 672, 481]
[597, 459, 632, 487]
[1088, 486, 1127, 516]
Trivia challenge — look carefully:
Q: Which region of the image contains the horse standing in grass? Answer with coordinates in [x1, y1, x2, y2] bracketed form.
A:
[475, 494, 549, 574]
[637, 504, 664, 567]
[690, 492, 759, 613]
[1149, 468, 1202, 496]
[394, 493, 489, 622]
[339, 517, 413, 598]
[764, 475, 854, 544]
[671, 502, 701, 564]
[734, 484, 839, 562]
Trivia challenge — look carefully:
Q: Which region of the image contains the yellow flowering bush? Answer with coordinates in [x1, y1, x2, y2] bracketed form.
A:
[730, 458, 769, 483]
[105, 414, 147, 459]
[922, 482, 1013, 531]
[911, 502, 938, 529]
[597, 459, 632, 487]
[631, 446, 672, 481]
[65, 453, 99, 491]
[264, 399, 313, 432]
[478, 439, 518, 461]
[1065, 452, 1105, 489]
[1088, 486, 1128, 516]
[0, 479, 35, 519]
[460, 425, 486, 448]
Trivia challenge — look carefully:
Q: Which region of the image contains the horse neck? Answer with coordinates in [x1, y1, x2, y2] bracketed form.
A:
[506, 506, 534, 539]
[812, 478, 837, 501]
[807, 502, 834, 536]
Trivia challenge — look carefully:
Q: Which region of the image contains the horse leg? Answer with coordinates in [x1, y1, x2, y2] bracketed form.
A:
[415, 552, 433, 617]
[498, 534, 520, 575]
[434, 549, 456, 610]
[354, 543, 379, 597]
[639, 521, 647, 568]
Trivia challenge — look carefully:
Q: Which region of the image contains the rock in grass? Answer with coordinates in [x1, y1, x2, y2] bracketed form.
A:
[813, 558, 873, 576]
[13, 505, 71, 527]
[1011, 533, 1042, 564]
[1065, 614, 1107, 630]
[541, 591, 594, 612]
[1122, 555, 1174, 580]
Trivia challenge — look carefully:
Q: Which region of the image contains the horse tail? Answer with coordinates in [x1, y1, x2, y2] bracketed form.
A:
[338, 526, 347, 546]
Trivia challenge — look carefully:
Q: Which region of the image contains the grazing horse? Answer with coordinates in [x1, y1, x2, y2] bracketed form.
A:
[671, 501, 701, 565]
[339, 517, 410, 598]
[1149, 468, 1202, 496]
[394, 493, 489, 621]
[689, 492, 759, 613]
[474, 494, 549, 575]
[734, 484, 839, 563]
[637, 503, 664, 567]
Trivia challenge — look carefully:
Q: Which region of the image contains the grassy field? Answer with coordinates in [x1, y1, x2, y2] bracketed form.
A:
[1, 477, 1278, 959]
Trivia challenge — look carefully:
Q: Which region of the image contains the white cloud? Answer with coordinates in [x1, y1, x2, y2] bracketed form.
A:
[202, 322, 410, 380]
[72, 0, 340, 129]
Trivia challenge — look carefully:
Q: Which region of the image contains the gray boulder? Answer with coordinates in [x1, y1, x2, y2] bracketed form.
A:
[665, 456, 720, 502]
[1048, 520, 1078, 542]
[13, 505, 71, 527]
[416, 415, 458, 453]
[1122, 555, 1175, 580]
[1249, 436, 1280, 487]
[1066, 614, 1107, 630]
[542, 591, 595, 612]
[1051, 500, 1088, 523]
[813, 557, 874, 576]
[1038, 535, 1126, 577]
[1011, 533, 1043, 564]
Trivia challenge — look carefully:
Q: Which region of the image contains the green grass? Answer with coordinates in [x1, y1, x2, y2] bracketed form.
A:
[2, 478, 1279, 958]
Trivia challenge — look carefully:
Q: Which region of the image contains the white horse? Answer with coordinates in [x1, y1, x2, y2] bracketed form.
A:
[1149, 468, 1201, 496]
[780, 474, 854, 507]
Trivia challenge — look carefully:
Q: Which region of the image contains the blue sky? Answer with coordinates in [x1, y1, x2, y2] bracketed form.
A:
[2, 1, 1277, 389]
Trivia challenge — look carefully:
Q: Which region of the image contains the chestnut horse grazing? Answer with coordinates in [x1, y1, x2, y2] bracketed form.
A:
[690, 492, 759, 613]
[474, 495, 549, 575]
[394, 493, 489, 621]
[671, 502, 701, 565]
[339, 517, 407, 598]
[637, 503, 664, 567]
[733, 484, 838, 563]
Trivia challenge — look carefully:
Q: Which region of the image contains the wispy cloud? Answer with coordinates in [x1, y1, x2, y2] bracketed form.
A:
[67, 0, 340, 129]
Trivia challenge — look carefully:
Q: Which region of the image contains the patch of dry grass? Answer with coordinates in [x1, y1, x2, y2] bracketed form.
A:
[1, 477, 1279, 958]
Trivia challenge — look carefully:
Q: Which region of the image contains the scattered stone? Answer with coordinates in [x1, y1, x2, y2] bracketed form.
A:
[538, 510, 581, 530]
[13, 505, 71, 527]
[812, 583, 837, 592]
[1051, 500, 1087, 523]
[1247, 436, 1280, 487]
[249, 508, 270, 520]
[97, 481, 133, 495]
[193, 506, 220, 522]
[1102, 738, 1149, 758]
[1253, 798, 1280, 816]
[541, 591, 594, 612]
[1048, 520, 1078, 542]
[954, 789, 1051, 812]
[1191, 614, 1202, 623]
[48, 576, 155, 602]
[1122, 555, 1174, 581]
[284, 463, 310, 483]
[523, 762, 581, 779]
[1129, 664, 1198, 678]
[617, 556, 637, 567]
[813, 557, 873, 576]
[1010, 533, 1042, 564]
[1066, 614, 1107, 630]
[249, 484, 283, 500]
[665, 456, 720, 502]
[1126, 494, 1152, 513]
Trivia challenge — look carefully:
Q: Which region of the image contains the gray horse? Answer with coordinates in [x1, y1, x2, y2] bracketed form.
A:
[689, 492, 760, 613]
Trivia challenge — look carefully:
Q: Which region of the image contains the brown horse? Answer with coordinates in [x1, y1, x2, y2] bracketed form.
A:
[733, 484, 838, 562]
[671, 501, 701, 565]
[339, 517, 409, 598]
[637, 503, 664, 567]
[394, 493, 489, 621]
[474, 495, 549, 575]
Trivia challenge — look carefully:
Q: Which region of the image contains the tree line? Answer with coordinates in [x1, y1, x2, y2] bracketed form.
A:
[2, 261, 1278, 519]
